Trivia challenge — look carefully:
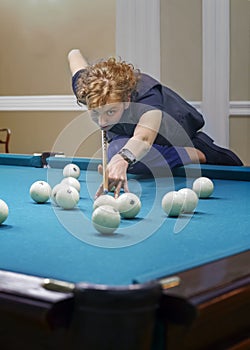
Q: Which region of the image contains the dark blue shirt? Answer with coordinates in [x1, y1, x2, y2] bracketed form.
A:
[72, 71, 205, 146]
[108, 74, 204, 146]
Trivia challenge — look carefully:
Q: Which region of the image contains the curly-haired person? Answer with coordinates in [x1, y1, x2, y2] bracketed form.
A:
[68, 49, 243, 198]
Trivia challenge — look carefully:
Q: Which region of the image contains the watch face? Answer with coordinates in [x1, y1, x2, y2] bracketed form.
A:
[119, 149, 136, 165]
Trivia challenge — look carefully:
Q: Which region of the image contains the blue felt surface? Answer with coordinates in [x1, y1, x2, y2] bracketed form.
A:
[0, 162, 249, 285]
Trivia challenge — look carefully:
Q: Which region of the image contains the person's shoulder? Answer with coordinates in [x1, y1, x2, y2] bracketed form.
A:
[133, 73, 161, 99]
[138, 73, 160, 88]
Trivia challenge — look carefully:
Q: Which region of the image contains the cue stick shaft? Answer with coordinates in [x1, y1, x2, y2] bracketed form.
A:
[102, 130, 109, 194]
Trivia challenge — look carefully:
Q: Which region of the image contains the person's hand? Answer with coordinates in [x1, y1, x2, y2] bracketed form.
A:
[95, 154, 129, 198]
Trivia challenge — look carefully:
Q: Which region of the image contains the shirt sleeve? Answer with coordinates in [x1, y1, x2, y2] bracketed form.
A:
[72, 69, 87, 97]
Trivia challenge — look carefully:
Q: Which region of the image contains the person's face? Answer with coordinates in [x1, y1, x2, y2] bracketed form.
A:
[90, 102, 129, 130]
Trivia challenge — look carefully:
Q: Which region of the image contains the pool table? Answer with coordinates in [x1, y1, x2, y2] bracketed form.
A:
[0, 153, 249, 350]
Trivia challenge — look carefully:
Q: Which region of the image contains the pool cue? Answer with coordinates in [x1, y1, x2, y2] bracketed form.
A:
[102, 130, 109, 194]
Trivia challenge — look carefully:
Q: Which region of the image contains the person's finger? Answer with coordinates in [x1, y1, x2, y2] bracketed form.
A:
[97, 164, 103, 175]
[114, 180, 123, 199]
[95, 184, 104, 199]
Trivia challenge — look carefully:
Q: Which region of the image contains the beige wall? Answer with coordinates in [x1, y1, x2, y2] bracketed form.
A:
[160, 0, 202, 101]
[0, 111, 102, 157]
[0, 0, 116, 95]
[0, 0, 249, 165]
[229, 0, 250, 165]
[160, 0, 250, 103]
[0, 0, 114, 157]
[230, 0, 250, 101]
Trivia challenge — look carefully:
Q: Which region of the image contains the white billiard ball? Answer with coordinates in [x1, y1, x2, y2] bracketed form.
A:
[93, 194, 118, 210]
[51, 183, 65, 206]
[178, 188, 199, 213]
[63, 163, 81, 179]
[56, 186, 80, 209]
[30, 181, 51, 203]
[192, 177, 214, 198]
[92, 205, 121, 235]
[0, 199, 9, 224]
[61, 177, 81, 192]
[116, 193, 141, 219]
[161, 191, 185, 217]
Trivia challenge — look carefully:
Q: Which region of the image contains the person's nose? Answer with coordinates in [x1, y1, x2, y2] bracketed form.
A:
[98, 114, 108, 128]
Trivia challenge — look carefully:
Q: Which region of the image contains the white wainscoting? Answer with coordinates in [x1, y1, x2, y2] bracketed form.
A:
[0, 95, 249, 116]
[0, 95, 85, 111]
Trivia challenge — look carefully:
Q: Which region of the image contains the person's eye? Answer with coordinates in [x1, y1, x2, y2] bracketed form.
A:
[107, 109, 116, 116]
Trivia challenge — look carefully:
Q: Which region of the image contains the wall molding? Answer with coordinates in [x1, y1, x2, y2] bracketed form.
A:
[229, 101, 250, 116]
[202, 0, 230, 147]
[0, 95, 86, 111]
[116, 0, 161, 80]
[0, 95, 249, 115]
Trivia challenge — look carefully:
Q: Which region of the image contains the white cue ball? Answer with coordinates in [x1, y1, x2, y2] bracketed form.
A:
[56, 186, 80, 209]
[30, 181, 51, 203]
[192, 177, 214, 198]
[178, 188, 199, 213]
[0, 199, 9, 224]
[161, 191, 185, 217]
[63, 163, 81, 179]
[116, 192, 141, 219]
[92, 205, 121, 235]
[93, 194, 118, 210]
[61, 177, 81, 192]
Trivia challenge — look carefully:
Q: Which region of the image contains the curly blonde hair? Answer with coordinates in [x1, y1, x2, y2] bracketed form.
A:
[75, 58, 140, 109]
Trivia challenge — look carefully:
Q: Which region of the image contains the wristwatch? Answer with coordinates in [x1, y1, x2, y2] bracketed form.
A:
[118, 148, 136, 167]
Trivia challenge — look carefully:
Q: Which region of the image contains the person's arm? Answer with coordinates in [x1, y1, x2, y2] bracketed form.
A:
[121, 109, 162, 161]
[67, 49, 89, 76]
[95, 110, 162, 198]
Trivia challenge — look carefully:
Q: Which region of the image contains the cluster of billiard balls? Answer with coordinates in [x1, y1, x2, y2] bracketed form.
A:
[161, 177, 214, 217]
[29, 163, 81, 209]
[92, 192, 141, 234]
[0, 164, 82, 227]
[28, 163, 142, 235]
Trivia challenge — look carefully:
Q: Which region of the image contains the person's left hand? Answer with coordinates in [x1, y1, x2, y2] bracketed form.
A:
[95, 154, 129, 198]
